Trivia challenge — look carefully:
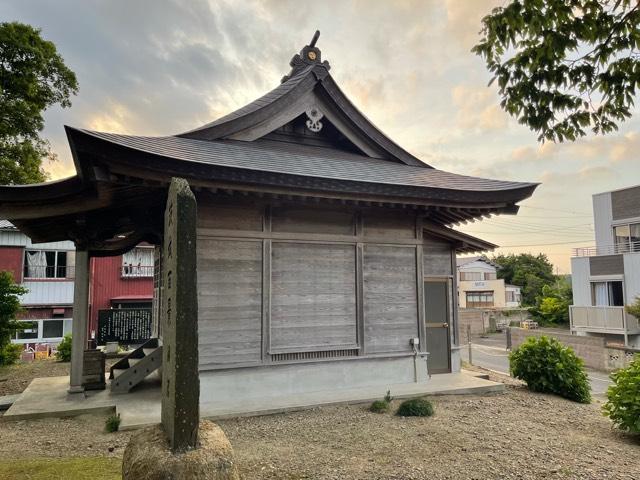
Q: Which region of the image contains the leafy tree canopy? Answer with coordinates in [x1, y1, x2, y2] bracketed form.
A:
[532, 277, 574, 325]
[0, 21, 78, 185]
[492, 253, 555, 306]
[0, 271, 27, 352]
[473, 0, 640, 142]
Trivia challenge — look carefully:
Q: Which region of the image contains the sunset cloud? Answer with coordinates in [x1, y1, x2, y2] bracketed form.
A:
[2, 0, 639, 273]
[451, 84, 508, 132]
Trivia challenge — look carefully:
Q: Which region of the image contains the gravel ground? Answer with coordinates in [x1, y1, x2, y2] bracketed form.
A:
[0, 357, 120, 397]
[0, 369, 638, 479]
[0, 358, 71, 396]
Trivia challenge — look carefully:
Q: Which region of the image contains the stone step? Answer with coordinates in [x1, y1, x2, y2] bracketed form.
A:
[112, 368, 127, 379]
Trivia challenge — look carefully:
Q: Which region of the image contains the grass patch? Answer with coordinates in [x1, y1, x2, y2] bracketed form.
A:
[0, 457, 122, 480]
[369, 400, 389, 413]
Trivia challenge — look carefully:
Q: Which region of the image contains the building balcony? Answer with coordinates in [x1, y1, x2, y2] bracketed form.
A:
[572, 241, 640, 257]
[121, 265, 154, 278]
[569, 305, 640, 337]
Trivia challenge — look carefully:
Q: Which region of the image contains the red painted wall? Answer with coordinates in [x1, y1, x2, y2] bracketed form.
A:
[88, 255, 153, 337]
[0, 246, 24, 283]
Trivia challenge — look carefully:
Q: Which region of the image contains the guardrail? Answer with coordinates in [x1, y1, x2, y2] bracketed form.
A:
[572, 241, 640, 257]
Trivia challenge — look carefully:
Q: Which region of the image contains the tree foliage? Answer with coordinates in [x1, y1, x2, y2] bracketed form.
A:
[531, 277, 574, 325]
[0, 21, 78, 185]
[473, 0, 640, 142]
[0, 271, 27, 365]
[492, 253, 555, 306]
[625, 295, 640, 318]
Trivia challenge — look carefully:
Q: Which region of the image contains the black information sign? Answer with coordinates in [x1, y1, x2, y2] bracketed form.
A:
[97, 309, 152, 345]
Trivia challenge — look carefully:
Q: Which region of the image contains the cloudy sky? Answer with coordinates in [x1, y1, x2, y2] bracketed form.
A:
[3, 0, 639, 273]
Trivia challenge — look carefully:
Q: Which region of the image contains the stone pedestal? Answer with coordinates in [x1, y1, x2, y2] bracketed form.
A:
[122, 420, 239, 480]
[81, 350, 106, 390]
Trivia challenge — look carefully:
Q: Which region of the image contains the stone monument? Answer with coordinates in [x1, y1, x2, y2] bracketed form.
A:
[160, 177, 199, 452]
[122, 178, 239, 480]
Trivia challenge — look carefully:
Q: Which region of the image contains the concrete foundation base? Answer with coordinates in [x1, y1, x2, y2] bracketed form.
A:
[2, 370, 504, 429]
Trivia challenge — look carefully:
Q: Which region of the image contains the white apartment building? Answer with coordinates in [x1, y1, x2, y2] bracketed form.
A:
[570, 184, 640, 347]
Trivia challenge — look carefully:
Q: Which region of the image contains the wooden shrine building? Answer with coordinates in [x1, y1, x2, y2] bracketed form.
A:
[0, 33, 537, 407]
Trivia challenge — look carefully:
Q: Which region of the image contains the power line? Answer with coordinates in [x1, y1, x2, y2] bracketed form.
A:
[496, 239, 594, 247]
[520, 205, 592, 216]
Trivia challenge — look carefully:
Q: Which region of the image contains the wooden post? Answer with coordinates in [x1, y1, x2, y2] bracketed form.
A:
[161, 178, 199, 452]
[69, 249, 89, 393]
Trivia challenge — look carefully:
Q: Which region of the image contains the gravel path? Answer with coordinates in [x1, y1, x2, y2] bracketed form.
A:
[0, 370, 638, 479]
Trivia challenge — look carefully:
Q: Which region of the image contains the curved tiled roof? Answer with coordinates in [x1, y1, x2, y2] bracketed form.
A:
[81, 130, 537, 194]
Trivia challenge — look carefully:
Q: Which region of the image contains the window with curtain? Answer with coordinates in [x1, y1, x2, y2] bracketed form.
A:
[122, 247, 154, 277]
[592, 281, 624, 306]
[23, 250, 72, 278]
[466, 291, 494, 308]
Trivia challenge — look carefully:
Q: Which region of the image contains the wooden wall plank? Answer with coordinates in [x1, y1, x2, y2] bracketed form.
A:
[270, 242, 357, 352]
[197, 238, 263, 365]
[363, 212, 416, 239]
[271, 207, 355, 235]
[423, 235, 453, 276]
[363, 245, 418, 353]
[197, 203, 263, 231]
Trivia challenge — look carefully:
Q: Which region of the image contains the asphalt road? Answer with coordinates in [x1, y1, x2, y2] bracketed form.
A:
[460, 333, 613, 395]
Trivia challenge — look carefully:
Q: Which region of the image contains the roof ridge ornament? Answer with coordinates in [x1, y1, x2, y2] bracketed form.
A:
[281, 30, 330, 83]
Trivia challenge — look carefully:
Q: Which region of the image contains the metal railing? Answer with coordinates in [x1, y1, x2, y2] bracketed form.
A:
[569, 305, 640, 333]
[572, 241, 640, 257]
[121, 265, 154, 278]
[23, 265, 75, 279]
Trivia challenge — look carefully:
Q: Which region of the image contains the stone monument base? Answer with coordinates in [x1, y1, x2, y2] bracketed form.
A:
[122, 420, 239, 480]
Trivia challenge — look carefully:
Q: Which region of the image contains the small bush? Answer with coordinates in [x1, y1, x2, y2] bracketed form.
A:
[510, 336, 591, 404]
[369, 400, 389, 413]
[0, 343, 23, 366]
[55, 334, 72, 362]
[105, 413, 121, 433]
[396, 397, 434, 417]
[603, 355, 640, 434]
[626, 296, 640, 319]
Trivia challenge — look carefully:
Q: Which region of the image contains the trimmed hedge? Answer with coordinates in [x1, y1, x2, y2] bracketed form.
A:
[510, 335, 591, 403]
[603, 354, 640, 434]
[396, 398, 434, 417]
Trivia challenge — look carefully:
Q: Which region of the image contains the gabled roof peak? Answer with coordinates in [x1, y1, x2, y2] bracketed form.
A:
[281, 30, 330, 83]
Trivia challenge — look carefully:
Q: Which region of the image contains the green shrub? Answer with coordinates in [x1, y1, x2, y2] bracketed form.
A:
[626, 296, 640, 319]
[55, 334, 72, 362]
[603, 355, 640, 434]
[369, 400, 389, 413]
[105, 413, 121, 433]
[509, 336, 591, 403]
[396, 397, 434, 417]
[0, 343, 23, 365]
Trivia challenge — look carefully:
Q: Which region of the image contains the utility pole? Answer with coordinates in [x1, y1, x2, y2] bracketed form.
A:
[467, 324, 472, 365]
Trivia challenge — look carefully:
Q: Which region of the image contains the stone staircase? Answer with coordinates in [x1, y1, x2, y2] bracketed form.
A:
[109, 338, 163, 393]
